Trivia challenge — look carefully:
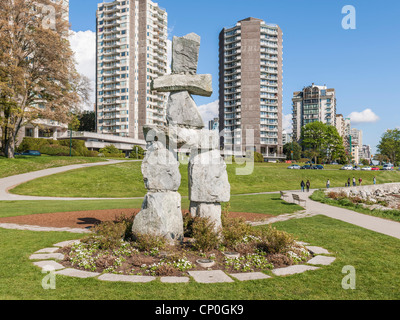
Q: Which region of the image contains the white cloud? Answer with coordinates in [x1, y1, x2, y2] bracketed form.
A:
[282, 114, 293, 133]
[348, 108, 380, 124]
[69, 30, 96, 110]
[197, 100, 219, 124]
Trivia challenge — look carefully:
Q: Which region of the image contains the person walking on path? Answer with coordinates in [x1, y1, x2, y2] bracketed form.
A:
[326, 179, 330, 189]
[306, 180, 311, 192]
[301, 180, 306, 192]
[347, 178, 351, 188]
[353, 177, 356, 187]
[359, 178, 363, 186]
[373, 177, 377, 185]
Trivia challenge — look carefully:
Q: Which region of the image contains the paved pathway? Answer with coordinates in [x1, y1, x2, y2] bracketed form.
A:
[290, 189, 400, 240]
[0, 159, 140, 201]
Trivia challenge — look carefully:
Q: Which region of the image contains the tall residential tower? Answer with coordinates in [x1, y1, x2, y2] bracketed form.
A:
[292, 84, 337, 141]
[96, 0, 168, 139]
[219, 18, 284, 160]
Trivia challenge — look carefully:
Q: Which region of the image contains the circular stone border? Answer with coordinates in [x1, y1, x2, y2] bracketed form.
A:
[30, 240, 337, 284]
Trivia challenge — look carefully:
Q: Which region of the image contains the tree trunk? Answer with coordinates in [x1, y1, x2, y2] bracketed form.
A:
[5, 134, 15, 159]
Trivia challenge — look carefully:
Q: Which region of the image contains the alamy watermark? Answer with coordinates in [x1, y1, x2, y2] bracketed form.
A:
[342, 5, 357, 30]
[342, 265, 356, 290]
[41, 265, 56, 290]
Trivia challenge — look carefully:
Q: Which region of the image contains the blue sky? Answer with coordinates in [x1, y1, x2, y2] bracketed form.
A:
[69, 0, 400, 153]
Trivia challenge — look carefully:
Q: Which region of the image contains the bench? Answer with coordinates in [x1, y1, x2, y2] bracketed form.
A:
[280, 191, 289, 201]
[292, 194, 307, 208]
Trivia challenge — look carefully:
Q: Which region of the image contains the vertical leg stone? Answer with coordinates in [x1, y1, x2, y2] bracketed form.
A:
[132, 192, 184, 243]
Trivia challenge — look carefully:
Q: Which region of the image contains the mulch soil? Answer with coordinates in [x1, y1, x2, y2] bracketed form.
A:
[0, 209, 273, 230]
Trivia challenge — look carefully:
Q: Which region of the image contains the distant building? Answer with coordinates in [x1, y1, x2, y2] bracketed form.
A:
[350, 128, 363, 163]
[219, 17, 284, 161]
[292, 84, 337, 141]
[282, 131, 293, 145]
[96, 0, 168, 139]
[360, 145, 372, 162]
[208, 118, 219, 131]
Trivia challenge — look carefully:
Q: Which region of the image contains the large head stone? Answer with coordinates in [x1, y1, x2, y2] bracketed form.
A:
[172, 33, 201, 75]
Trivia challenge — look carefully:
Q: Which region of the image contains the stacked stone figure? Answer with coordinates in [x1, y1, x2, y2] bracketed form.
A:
[132, 33, 230, 243]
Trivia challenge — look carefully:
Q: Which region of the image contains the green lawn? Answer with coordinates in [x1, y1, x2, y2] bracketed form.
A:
[0, 194, 302, 219]
[1, 215, 399, 300]
[10, 161, 400, 198]
[0, 156, 106, 179]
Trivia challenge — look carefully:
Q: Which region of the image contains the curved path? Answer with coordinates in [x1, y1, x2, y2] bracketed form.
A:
[0, 159, 142, 201]
[1, 162, 400, 240]
[291, 189, 400, 240]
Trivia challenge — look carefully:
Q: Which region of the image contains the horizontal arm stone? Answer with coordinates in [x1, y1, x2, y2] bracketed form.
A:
[151, 74, 213, 97]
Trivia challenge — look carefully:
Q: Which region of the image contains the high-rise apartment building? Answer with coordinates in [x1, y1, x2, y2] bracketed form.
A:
[292, 84, 336, 141]
[219, 17, 284, 159]
[96, 0, 168, 139]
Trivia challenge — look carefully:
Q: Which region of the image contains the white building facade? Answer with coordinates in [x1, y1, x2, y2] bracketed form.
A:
[292, 84, 336, 141]
[96, 0, 168, 139]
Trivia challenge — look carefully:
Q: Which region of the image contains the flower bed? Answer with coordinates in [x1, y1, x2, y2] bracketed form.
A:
[57, 213, 313, 277]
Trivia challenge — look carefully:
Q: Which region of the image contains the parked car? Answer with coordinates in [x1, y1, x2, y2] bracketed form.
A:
[287, 164, 301, 170]
[341, 165, 353, 170]
[301, 165, 313, 170]
[313, 165, 324, 170]
[361, 166, 372, 171]
[371, 167, 381, 171]
[18, 150, 41, 156]
[382, 164, 394, 171]
[353, 166, 361, 171]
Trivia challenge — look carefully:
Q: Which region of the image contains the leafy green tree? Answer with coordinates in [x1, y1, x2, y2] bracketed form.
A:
[301, 122, 346, 164]
[377, 129, 400, 165]
[283, 141, 302, 161]
[78, 111, 96, 132]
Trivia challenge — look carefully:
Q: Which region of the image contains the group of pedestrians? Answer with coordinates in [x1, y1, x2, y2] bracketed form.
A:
[300, 180, 311, 192]
[301, 176, 377, 192]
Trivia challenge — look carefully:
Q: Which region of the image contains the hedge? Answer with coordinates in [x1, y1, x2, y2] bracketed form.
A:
[18, 137, 97, 157]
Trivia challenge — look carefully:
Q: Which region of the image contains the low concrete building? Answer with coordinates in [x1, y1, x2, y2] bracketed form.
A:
[57, 131, 146, 155]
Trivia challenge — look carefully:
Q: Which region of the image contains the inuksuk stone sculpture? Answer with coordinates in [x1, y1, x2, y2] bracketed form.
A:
[132, 33, 230, 243]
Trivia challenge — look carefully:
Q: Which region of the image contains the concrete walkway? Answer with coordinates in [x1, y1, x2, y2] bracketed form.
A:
[290, 189, 400, 240]
[0, 159, 140, 201]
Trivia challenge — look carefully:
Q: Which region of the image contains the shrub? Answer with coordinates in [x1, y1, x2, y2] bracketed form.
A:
[183, 212, 195, 238]
[101, 153, 126, 158]
[133, 233, 167, 252]
[114, 213, 136, 241]
[254, 152, 264, 163]
[83, 221, 127, 250]
[100, 145, 122, 155]
[39, 144, 77, 156]
[129, 145, 145, 159]
[222, 217, 253, 248]
[192, 217, 221, 252]
[18, 137, 54, 152]
[18, 137, 94, 157]
[255, 226, 295, 254]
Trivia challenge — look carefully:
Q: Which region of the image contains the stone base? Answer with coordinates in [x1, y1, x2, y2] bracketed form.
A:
[132, 192, 184, 243]
[190, 202, 222, 233]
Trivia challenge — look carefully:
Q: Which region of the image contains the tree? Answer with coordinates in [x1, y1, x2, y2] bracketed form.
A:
[78, 111, 96, 132]
[0, 0, 90, 158]
[283, 141, 301, 161]
[377, 129, 400, 165]
[130, 145, 145, 159]
[301, 122, 346, 164]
